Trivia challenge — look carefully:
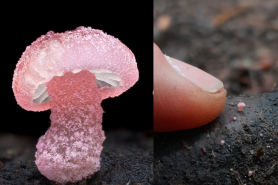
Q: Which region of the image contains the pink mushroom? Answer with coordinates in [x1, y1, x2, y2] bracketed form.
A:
[237, 102, 246, 112]
[12, 26, 139, 183]
[220, 140, 225, 145]
[233, 117, 236, 121]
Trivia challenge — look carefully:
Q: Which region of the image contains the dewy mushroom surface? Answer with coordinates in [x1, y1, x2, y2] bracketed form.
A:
[12, 26, 139, 183]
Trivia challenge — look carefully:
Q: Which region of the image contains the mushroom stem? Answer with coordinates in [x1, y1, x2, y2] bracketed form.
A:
[35, 70, 105, 183]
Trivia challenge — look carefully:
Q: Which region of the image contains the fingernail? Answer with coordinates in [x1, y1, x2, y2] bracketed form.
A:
[164, 55, 223, 93]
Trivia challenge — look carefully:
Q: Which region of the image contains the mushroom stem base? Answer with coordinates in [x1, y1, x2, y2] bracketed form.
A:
[35, 70, 105, 183]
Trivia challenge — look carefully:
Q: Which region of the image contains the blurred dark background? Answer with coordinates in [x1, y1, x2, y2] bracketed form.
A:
[2, 2, 153, 137]
[154, 0, 278, 96]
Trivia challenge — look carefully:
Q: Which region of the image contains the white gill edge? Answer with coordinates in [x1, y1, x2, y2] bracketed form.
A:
[72, 69, 82, 73]
[33, 84, 47, 99]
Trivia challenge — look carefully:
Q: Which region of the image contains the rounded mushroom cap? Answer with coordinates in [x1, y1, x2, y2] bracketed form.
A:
[12, 26, 138, 111]
[237, 102, 246, 108]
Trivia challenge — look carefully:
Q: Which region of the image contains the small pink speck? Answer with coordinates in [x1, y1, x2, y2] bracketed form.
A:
[248, 171, 252, 176]
[220, 140, 225, 145]
[233, 117, 236, 121]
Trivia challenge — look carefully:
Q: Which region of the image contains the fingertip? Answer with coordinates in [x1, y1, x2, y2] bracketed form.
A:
[154, 44, 226, 132]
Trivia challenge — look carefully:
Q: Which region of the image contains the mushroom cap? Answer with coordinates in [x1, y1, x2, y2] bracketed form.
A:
[12, 26, 139, 111]
[237, 102, 246, 108]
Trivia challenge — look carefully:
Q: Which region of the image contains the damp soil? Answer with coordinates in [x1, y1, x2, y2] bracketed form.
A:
[154, 91, 278, 185]
[0, 130, 153, 185]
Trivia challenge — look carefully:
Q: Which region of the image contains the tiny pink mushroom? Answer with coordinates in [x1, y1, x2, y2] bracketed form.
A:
[220, 140, 225, 145]
[233, 117, 236, 121]
[248, 171, 252, 176]
[237, 102, 246, 111]
[12, 27, 139, 183]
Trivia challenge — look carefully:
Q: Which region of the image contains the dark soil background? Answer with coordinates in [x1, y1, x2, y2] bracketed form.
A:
[154, 0, 278, 184]
[0, 2, 153, 185]
[154, 0, 278, 96]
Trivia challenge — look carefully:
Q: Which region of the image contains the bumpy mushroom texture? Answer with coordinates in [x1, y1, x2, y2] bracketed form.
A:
[12, 26, 138, 112]
[12, 27, 139, 183]
[35, 70, 104, 183]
